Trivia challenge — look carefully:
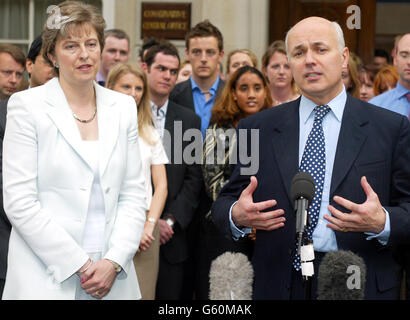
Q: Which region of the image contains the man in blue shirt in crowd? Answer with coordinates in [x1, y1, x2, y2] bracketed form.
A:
[169, 20, 225, 299]
[370, 33, 410, 118]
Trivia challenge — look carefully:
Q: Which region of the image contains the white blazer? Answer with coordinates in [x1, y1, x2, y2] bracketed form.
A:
[2, 78, 147, 299]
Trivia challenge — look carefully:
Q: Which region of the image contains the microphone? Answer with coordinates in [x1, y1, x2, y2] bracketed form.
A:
[290, 172, 315, 255]
[317, 250, 366, 300]
[209, 252, 254, 300]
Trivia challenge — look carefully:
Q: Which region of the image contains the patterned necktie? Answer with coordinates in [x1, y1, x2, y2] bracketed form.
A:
[152, 105, 166, 139]
[293, 105, 331, 271]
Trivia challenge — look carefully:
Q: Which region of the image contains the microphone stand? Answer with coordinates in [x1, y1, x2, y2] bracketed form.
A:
[299, 220, 315, 300]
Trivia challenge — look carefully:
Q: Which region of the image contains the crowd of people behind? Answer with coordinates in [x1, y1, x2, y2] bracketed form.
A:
[0, 0, 409, 300]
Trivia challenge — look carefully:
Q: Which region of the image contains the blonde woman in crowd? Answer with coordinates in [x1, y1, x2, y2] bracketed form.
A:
[177, 60, 192, 84]
[342, 55, 361, 98]
[262, 40, 299, 106]
[2, 1, 146, 300]
[106, 62, 168, 300]
[225, 49, 258, 79]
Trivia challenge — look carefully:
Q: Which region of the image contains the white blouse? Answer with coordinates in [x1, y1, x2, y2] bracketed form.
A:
[80, 140, 106, 253]
[138, 126, 169, 208]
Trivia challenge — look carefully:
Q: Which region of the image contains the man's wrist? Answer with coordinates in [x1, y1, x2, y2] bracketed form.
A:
[163, 214, 176, 228]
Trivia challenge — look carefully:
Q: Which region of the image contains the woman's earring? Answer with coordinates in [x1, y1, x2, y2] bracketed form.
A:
[54, 62, 59, 68]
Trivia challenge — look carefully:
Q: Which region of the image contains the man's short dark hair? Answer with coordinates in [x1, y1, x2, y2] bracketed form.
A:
[104, 29, 130, 46]
[27, 35, 43, 62]
[374, 48, 390, 63]
[139, 37, 161, 61]
[144, 41, 180, 68]
[185, 20, 223, 52]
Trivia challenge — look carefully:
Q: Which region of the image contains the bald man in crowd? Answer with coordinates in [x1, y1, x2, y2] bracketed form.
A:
[370, 33, 410, 118]
[212, 17, 410, 300]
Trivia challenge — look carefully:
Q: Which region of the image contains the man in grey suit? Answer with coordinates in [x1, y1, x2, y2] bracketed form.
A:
[0, 38, 53, 297]
[0, 44, 25, 297]
[0, 98, 9, 297]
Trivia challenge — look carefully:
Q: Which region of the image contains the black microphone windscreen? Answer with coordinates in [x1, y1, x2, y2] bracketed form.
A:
[209, 252, 254, 300]
[290, 171, 315, 203]
[317, 250, 366, 300]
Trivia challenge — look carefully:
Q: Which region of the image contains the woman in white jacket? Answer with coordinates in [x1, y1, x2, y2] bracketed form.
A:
[2, 1, 146, 300]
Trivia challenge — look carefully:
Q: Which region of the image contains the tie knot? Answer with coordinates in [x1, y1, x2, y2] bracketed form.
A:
[314, 105, 331, 121]
[157, 108, 165, 118]
[405, 92, 410, 103]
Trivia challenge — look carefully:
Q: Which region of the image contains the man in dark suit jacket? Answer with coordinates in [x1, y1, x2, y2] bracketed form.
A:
[142, 42, 203, 299]
[169, 20, 227, 299]
[212, 17, 410, 300]
[0, 98, 10, 298]
[170, 75, 224, 117]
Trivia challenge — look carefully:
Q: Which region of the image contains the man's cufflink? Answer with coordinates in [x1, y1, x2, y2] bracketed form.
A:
[166, 218, 174, 228]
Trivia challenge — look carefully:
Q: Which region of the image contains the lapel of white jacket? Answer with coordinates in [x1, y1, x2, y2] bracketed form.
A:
[44, 78, 119, 173]
[95, 82, 119, 177]
[44, 78, 93, 168]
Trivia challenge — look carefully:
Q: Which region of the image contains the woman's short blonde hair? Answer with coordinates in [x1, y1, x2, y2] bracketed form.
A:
[106, 62, 155, 145]
[226, 49, 258, 74]
[42, 1, 106, 76]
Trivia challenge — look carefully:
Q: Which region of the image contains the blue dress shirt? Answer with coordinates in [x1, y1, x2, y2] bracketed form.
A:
[369, 82, 410, 118]
[96, 71, 105, 86]
[190, 76, 220, 139]
[229, 88, 390, 251]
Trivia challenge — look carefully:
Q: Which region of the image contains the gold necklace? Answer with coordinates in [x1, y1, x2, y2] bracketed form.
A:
[72, 106, 97, 123]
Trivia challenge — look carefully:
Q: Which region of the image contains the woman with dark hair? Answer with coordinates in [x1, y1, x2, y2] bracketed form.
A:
[359, 64, 377, 102]
[196, 66, 272, 299]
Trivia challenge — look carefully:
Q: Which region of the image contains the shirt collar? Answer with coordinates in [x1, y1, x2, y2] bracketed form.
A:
[96, 71, 105, 83]
[392, 81, 410, 99]
[190, 76, 220, 94]
[150, 99, 169, 117]
[300, 86, 347, 124]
